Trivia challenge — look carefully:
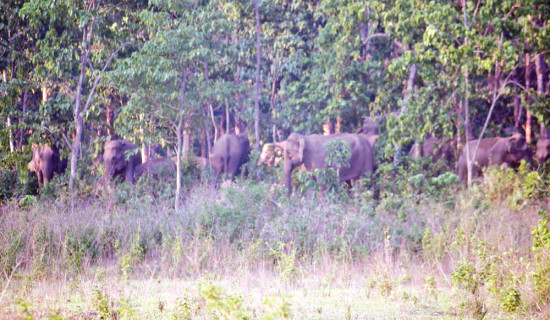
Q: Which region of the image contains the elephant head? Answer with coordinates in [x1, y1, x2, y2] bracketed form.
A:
[502, 133, 531, 164]
[283, 133, 374, 194]
[103, 140, 142, 183]
[210, 133, 250, 180]
[458, 133, 531, 183]
[27, 143, 65, 187]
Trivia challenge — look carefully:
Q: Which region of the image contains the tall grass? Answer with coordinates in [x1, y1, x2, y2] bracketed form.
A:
[0, 164, 549, 318]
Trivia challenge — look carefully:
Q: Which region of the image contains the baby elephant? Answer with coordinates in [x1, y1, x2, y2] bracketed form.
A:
[135, 158, 176, 180]
[28, 144, 67, 187]
[535, 138, 550, 164]
[103, 140, 142, 183]
[457, 133, 531, 183]
[210, 133, 250, 180]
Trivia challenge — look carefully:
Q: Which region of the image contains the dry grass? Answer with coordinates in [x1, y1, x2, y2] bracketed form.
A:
[0, 169, 549, 319]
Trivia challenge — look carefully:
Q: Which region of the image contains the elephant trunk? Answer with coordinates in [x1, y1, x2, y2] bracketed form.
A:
[284, 158, 293, 195]
[104, 158, 116, 180]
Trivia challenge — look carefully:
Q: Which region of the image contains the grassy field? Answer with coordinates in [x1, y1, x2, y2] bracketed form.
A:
[1, 166, 549, 319]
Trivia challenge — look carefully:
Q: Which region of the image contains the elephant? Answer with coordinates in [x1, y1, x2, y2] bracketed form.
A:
[210, 133, 250, 180]
[358, 116, 382, 135]
[535, 138, 550, 164]
[283, 133, 374, 194]
[457, 133, 532, 182]
[103, 140, 142, 183]
[27, 144, 67, 187]
[357, 116, 381, 156]
[409, 137, 455, 163]
[170, 155, 210, 170]
[258, 141, 287, 168]
[135, 158, 176, 179]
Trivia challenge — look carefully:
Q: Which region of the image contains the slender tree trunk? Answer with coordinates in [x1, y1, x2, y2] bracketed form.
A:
[17, 88, 28, 150]
[270, 58, 279, 143]
[525, 53, 532, 143]
[175, 72, 190, 211]
[225, 99, 231, 134]
[2, 70, 14, 152]
[394, 63, 417, 165]
[461, 0, 474, 187]
[254, 0, 261, 151]
[513, 69, 522, 132]
[183, 125, 191, 155]
[176, 120, 183, 208]
[69, 25, 92, 193]
[209, 103, 218, 144]
[535, 53, 547, 136]
[7, 117, 14, 152]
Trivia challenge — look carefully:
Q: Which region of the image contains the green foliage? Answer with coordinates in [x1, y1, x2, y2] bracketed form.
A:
[119, 229, 147, 280]
[92, 287, 117, 320]
[262, 295, 292, 320]
[500, 287, 521, 313]
[325, 140, 352, 169]
[482, 161, 549, 210]
[451, 261, 482, 294]
[199, 284, 252, 320]
[62, 228, 99, 275]
[531, 218, 550, 305]
[269, 241, 298, 282]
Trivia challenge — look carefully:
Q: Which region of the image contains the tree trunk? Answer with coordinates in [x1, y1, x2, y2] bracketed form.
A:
[17, 88, 29, 150]
[6, 117, 15, 152]
[254, 0, 261, 152]
[175, 72, 190, 211]
[176, 119, 183, 209]
[2, 70, 14, 153]
[513, 69, 523, 132]
[535, 53, 547, 136]
[525, 53, 532, 143]
[225, 99, 231, 135]
[69, 25, 91, 193]
[394, 63, 417, 165]
[183, 127, 191, 155]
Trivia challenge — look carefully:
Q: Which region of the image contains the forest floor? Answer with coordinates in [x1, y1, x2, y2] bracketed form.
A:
[3, 262, 476, 319]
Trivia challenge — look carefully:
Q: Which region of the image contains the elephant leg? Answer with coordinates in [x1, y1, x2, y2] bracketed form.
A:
[224, 155, 232, 180]
[37, 171, 44, 187]
[125, 165, 135, 183]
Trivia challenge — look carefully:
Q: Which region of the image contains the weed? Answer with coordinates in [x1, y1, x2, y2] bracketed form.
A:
[269, 241, 297, 283]
[199, 283, 251, 319]
[119, 229, 146, 280]
[92, 287, 117, 319]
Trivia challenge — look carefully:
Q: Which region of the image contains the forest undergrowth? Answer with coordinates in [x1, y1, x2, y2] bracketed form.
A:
[1, 164, 549, 319]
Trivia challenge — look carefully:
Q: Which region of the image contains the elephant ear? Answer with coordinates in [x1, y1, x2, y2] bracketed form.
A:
[506, 134, 524, 153]
[297, 137, 305, 163]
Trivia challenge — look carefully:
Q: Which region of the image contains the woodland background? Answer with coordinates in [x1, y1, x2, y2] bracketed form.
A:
[1, 0, 550, 319]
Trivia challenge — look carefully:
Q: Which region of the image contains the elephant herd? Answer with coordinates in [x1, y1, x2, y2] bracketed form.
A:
[27, 118, 550, 191]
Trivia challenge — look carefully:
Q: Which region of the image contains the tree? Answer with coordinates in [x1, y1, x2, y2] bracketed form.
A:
[20, 0, 144, 193]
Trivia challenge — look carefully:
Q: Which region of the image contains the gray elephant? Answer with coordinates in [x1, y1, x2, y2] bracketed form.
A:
[357, 116, 381, 156]
[536, 138, 550, 164]
[409, 137, 455, 164]
[283, 133, 374, 193]
[170, 156, 210, 170]
[359, 116, 384, 135]
[135, 158, 176, 180]
[27, 144, 67, 187]
[210, 133, 250, 180]
[103, 140, 142, 183]
[457, 133, 531, 182]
